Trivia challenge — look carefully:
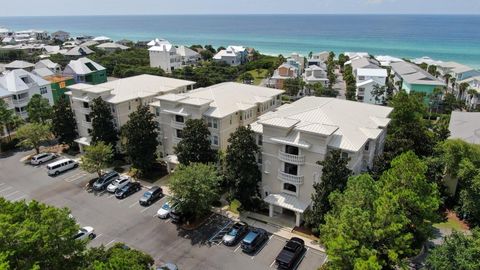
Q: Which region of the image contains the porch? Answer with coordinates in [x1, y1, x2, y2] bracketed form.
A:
[264, 193, 309, 227]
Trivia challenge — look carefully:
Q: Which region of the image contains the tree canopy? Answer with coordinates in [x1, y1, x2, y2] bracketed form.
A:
[26, 94, 52, 123]
[304, 149, 351, 231]
[51, 95, 78, 147]
[80, 141, 114, 178]
[83, 243, 154, 270]
[174, 119, 217, 166]
[121, 105, 158, 175]
[168, 163, 221, 220]
[90, 97, 118, 148]
[224, 126, 261, 210]
[15, 122, 52, 154]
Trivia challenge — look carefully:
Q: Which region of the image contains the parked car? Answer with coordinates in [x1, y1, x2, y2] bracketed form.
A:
[157, 201, 172, 219]
[241, 228, 269, 254]
[223, 222, 249, 246]
[106, 175, 131, 193]
[275, 237, 305, 269]
[139, 186, 163, 206]
[115, 182, 142, 199]
[93, 171, 119, 191]
[30, 152, 58, 165]
[47, 158, 78, 176]
[74, 226, 95, 241]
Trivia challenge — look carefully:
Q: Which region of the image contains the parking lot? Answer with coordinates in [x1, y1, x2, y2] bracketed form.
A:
[0, 150, 326, 270]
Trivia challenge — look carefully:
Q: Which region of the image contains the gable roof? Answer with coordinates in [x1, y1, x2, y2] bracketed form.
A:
[64, 46, 94, 56]
[391, 61, 445, 86]
[35, 59, 59, 69]
[5, 60, 34, 69]
[64, 57, 105, 75]
[176, 45, 199, 58]
[0, 69, 50, 92]
[96, 42, 129, 50]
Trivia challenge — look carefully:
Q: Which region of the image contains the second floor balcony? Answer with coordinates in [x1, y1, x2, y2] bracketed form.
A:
[171, 119, 185, 129]
[278, 150, 305, 165]
[277, 170, 304, 185]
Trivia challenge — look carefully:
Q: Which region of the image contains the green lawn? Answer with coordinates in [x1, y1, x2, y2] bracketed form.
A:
[434, 219, 466, 231]
[236, 69, 268, 85]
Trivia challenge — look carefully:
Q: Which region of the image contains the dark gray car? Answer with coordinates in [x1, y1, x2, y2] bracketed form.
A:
[139, 186, 163, 206]
[93, 171, 119, 191]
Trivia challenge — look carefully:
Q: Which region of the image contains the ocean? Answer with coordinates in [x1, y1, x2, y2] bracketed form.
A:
[0, 15, 479, 68]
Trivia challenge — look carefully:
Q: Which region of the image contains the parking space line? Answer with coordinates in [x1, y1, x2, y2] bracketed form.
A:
[140, 205, 152, 213]
[65, 174, 86, 182]
[128, 202, 138, 208]
[4, 191, 20, 198]
[93, 233, 103, 241]
[164, 219, 171, 223]
[11, 194, 27, 202]
[233, 245, 241, 253]
[269, 259, 276, 268]
[108, 194, 116, 199]
[0, 186, 13, 193]
[105, 239, 116, 247]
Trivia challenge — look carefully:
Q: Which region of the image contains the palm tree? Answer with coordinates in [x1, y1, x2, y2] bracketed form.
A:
[467, 89, 478, 111]
[458, 82, 470, 100]
[444, 74, 452, 94]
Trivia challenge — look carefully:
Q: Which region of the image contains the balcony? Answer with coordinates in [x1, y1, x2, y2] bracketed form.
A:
[12, 97, 29, 105]
[277, 170, 304, 185]
[77, 107, 91, 115]
[171, 120, 185, 129]
[278, 150, 305, 165]
[81, 120, 92, 128]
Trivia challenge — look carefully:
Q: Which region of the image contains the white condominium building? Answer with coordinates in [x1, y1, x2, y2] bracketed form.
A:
[150, 82, 284, 171]
[148, 39, 182, 73]
[66, 74, 195, 151]
[251, 97, 392, 226]
[0, 69, 53, 119]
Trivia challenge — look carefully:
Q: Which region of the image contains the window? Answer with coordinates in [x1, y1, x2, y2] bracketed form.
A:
[176, 129, 183, 139]
[358, 87, 365, 92]
[39, 87, 47, 95]
[230, 116, 232, 125]
[258, 155, 262, 164]
[85, 114, 91, 122]
[358, 76, 365, 80]
[155, 108, 160, 117]
[83, 102, 89, 108]
[20, 76, 29, 84]
[128, 102, 131, 110]
[111, 105, 115, 113]
[211, 135, 219, 146]
[175, 115, 184, 123]
[285, 145, 299, 155]
[283, 183, 297, 193]
[87, 128, 92, 134]
[258, 134, 263, 146]
[342, 152, 349, 159]
[364, 141, 370, 151]
[284, 163, 298, 175]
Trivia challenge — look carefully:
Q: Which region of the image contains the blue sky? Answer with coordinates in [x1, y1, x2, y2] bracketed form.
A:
[1, 0, 479, 16]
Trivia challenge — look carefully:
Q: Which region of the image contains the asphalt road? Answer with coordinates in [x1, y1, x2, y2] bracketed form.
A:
[0, 150, 326, 270]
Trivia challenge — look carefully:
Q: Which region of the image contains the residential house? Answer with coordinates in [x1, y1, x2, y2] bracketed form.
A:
[0, 69, 53, 119]
[5, 60, 34, 72]
[96, 42, 130, 53]
[460, 75, 480, 109]
[63, 46, 94, 58]
[43, 75, 75, 103]
[344, 52, 370, 60]
[150, 82, 284, 171]
[436, 62, 480, 82]
[176, 45, 201, 64]
[92, 36, 112, 43]
[213, 45, 248, 66]
[374, 55, 404, 67]
[289, 53, 305, 74]
[270, 63, 299, 89]
[66, 74, 195, 152]
[32, 68, 55, 77]
[63, 57, 107, 85]
[148, 39, 182, 73]
[307, 51, 329, 67]
[0, 85, 13, 137]
[303, 65, 328, 86]
[35, 59, 61, 74]
[355, 68, 388, 104]
[250, 97, 392, 226]
[390, 61, 445, 96]
[51, 31, 70, 42]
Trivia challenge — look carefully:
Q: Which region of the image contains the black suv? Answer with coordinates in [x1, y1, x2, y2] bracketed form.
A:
[115, 182, 142, 199]
[93, 171, 119, 191]
[241, 228, 268, 254]
[139, 186, 163, 206]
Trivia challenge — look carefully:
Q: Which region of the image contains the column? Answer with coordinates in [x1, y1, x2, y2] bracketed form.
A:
[295, 212, 301, 227]
[269, 204, 274, 217]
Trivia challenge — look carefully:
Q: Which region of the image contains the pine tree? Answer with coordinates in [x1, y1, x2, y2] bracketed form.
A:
[225, 126, 261, 210]
[90, 97, 118, 148]
[51, 96, 78, 147]
[26, 94, 52, 123]
[174, 119, 217, 165]
[121, 105, 158, 175]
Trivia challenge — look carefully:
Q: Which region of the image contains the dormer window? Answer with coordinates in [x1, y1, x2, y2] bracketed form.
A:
[20, 76, 29, 84]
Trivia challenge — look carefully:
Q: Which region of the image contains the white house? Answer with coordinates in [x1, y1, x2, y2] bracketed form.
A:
[148, 39, 182, 73]
[0, 69, 53, 119]
[355, 68, 388, 104]
[307, 51, 329, 67]
[303, 65, 328, 86]
[5, 60, 35, 72]
[51, 31, 70, 42]
[213, 45, 247, 66]
[96, 42, 130, 52]
[250, 97, 393, 226]
[66, 74, 195, 152]
[35, 59, 61, 74]
[176, 45, 201, 64]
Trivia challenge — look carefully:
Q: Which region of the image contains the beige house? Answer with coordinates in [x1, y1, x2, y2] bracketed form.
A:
[250, 97, 393, 226]
[150, 82, 284, 171]
[66, 74, 195, 151]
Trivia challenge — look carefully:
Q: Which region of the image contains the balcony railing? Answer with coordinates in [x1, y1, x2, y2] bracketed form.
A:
[171, 120, 185, 129]
[12, 97, 29, 105]
[278, 150, 305, 165]
[277, 170, 304, 185]
[81, 120, 92, 128]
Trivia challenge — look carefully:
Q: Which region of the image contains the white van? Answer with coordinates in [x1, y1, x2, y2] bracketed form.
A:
[47, 158, 78, 176]
[30, 153, 58, 165]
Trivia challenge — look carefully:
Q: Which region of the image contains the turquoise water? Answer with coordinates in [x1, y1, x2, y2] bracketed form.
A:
[1, 15, 479, 68]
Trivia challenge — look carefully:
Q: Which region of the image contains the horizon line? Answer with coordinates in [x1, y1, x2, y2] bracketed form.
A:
[1, 13, 479, 18]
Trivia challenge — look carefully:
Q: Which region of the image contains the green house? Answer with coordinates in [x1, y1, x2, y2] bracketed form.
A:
[44, 75, 76, 103]
[63, 57, 107, 85]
